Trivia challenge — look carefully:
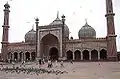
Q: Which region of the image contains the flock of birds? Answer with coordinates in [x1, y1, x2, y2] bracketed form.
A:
[0, 64, 68, 75]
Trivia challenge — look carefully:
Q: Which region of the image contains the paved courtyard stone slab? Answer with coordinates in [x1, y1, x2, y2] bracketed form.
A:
[0, 62, 120, 79]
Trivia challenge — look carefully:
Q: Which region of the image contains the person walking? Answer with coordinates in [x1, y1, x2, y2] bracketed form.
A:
[55, 60, 58, 68]
[70, 60, 73, 64]
[42, 58, 45, 64]
[47, 60, 51, 68]
[48, 60, 52, 68]
[60, 60, 64, 67]
[39, 59, 42, 68]
[12, 61, 15, 68]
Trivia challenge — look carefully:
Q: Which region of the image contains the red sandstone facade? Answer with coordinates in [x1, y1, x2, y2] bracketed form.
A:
[1, 0, 117, 61]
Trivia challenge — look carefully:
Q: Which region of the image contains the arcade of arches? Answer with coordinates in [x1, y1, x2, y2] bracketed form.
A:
[7, 49, 107, 61]
[7, 52, 36, 61]
[66, 49, 107, 61]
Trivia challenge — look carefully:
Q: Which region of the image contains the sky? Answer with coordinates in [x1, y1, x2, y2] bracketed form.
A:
[0, 0, 120, 52]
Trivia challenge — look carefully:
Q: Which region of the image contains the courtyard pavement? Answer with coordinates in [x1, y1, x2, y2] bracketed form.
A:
[0, 61, 120, 79]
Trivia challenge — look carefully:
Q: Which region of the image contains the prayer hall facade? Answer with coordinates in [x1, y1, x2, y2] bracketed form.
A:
[1, 0, 118, 61]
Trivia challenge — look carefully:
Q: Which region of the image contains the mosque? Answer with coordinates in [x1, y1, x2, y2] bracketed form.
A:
[1, 0, 118, 61]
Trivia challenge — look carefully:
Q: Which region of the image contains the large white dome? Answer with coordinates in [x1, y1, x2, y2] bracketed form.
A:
[25, 29, 36, 43]
[49, 16, 69, 39]
[78, 22, 96, 39]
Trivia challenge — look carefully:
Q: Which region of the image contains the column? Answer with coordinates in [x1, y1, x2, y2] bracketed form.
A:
[11, 53, 12, 60]
[37, 31, 40, 58]
[17, 53, 20, 61]
[24, 53, 26, 61]
[7, 53, 9, 60]
[30, 52, 32, 60]
[60, 41, 62, 57]
[81, 52, 83, 60]
[21, 53, 23, 61]
[22, 53, 23, 61]
[98, 52, 100, 60]
[10, 53, 11, 60]
[12, 53, 14, 61]
[60, 29, 62, 58]
[73, 52, 75, 60]
[89, 52, 91, 60]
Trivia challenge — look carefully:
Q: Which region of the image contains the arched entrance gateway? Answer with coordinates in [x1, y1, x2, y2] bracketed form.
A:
[49, 47, 59, 60]
[40, 34, 59, 60]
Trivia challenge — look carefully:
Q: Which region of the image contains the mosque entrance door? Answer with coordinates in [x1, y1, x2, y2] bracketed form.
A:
[41, 34, 59, 59]
[49, 47, 59, 60]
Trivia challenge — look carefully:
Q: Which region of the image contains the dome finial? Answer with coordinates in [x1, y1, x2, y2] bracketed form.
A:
[57, 11, 59, 18]
[32, 24, 34, 30]
[85, 18, 88, 24]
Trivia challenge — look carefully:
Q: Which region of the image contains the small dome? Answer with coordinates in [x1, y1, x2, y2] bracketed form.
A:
[49, 15, 69, 38]
[25, 29, 36, 43]
[78, 22, 96, 39]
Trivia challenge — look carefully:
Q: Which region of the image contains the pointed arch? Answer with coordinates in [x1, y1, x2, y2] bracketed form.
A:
[74, 50, 81, 60]
[31, 52, 36, 61]
[100, 49, 107, 60]
[14, 52, 18, 60]
[8, 52, 12, 59]
[117, 53, 120, 61]
[19, 52, 23, 61]
[66, 50, 73, 60]
[83, 50, 89, 60]
[49, 47, 59, 60]
[91, 49, 98, 60]
[40, 34, 59, 57]
[25, 52, 30, 61]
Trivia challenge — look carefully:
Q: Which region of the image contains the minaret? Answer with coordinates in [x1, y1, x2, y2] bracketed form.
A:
[35, 18, 39, 58]
[1, 2, 10, 61]
[61, 14, 65, 57]
[105, 0, 117, 60]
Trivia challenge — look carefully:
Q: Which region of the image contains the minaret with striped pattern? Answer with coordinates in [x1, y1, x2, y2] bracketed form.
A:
[1, 2, 10, 61]
[105, 0, 117, 60]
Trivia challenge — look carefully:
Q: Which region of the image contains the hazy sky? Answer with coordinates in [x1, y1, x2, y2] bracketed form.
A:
[0, 0, 120, 52]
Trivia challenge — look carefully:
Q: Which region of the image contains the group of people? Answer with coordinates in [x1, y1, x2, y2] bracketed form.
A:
[38, 58, 65, 68]
[0, 57, 74, 69]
